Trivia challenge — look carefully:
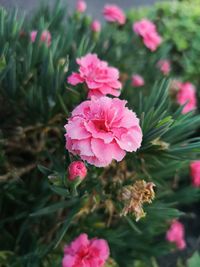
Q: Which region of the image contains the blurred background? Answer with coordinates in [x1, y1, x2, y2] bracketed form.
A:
[0, 0, 164, 19]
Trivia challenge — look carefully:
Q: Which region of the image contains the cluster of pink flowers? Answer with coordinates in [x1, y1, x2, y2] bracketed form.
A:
[166, 220, 186, 250]
[103, 4, 126, 25]
[190, 161, 200, 187]
[157, 60, 171, 75]
[68, 53, 122, 98]
[133, 19, 162, 51]
[132, 74, 145, 87]
[176, 82, 197, 114]
[65, 96, 142, 167]
[62, 233, 110, 267]
[30, 30, 51, 47]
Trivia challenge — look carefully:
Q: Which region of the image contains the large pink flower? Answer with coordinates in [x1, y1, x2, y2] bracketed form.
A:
[176, 82, 197, 114]
[190, 161, 200, 187]
[133, 19, 162, 51]
[65, 97, 142, 167]
[166, 220, 186, 250]
[30, 30, 51, 47]
[67, 54, 122, 98]
[103, 4, 126, 25]
[62, 233, 110, 267]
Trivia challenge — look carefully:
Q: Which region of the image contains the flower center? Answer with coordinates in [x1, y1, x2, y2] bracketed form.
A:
[93, 119, 109, 132]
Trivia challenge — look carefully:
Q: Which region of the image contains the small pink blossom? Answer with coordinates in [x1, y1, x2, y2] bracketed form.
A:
[68, 161, 87, 181]
[62, 233, 110, 267]
[132, 74, 145, 87]
[67, 53, 122, 98]
[190, 161, 200, 187]
[176, 82, 197, 113]
[133, 19, 162, 51]
[91, 20, 101, 33]
[157, 60, 171, 75]
[103, 4, 126, 25]
[166, 220, 186, 250]
[76, 0, 87, 13]
[30, 30, 51, 47]
[65, 97, 142, 167]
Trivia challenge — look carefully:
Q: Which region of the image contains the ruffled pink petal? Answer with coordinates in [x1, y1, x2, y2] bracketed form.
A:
[72, 138, 94, 157]
[91, 138, 125, 164]
[84, 121, 114, 144]
[68, 73, 84, 85]
[62, 254, 76, 267]
[90, 239, 110, 262]
[70, 233, 89, 253]
[65, 118, 91, 140]
[116, 129, 142, 152]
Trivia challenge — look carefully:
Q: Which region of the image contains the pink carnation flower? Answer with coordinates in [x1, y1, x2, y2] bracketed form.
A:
[68, 161, 87, 181]
[133, 19, 162, 51]
[132, 74, 145, 87]
[30, 30, 51, 47]
[76, 0, 87, 13]
[176, 82, 197, 114]
[190, 161, 200, 187]
[67, 53, 122, 98]
[91, 20, 101, 33]
[103, 4, 126, 25]
[62, 233, 110, 267]
[166, 220, 186, 250]
[65, 97, 142, 167]
[157, 60, 171, 75]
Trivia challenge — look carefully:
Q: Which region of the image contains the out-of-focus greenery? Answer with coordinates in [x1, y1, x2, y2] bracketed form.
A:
[129, 0, 200, 102]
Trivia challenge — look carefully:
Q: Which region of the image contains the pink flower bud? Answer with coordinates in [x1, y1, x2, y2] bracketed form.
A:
[157, 60, 171, 75]
[132, 74, 145, 87]
[103, 4, 126, 25]
[176, 82, 197, 114]
[190, 160, 200, 187]
[30, 30, 51, 47]
[68, 161, 87, 181]
[76, 0, 87, 13]
[91, 20, 101, 33]
[166, 220, 186, 250]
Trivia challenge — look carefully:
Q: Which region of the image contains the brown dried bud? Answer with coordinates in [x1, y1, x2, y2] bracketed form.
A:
[120, 180, 155, 221]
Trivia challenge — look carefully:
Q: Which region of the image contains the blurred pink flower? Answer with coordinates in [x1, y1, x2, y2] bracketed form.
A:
[67, 53, 122, 98]
[190, 161, 200, 187]
[132, 74, 145, 87]
[30, 30, 51, 47]
[65, 97, 142, 167]
[133, 19, 162, 51]
[157, 60, 171, 75]
[68, 161, 87, 181]
[76, 0, 87, 13]
[176, 82, 197, 113]
[62, 233, 110, 267]
[91, 20, 101, 33]
[166, 220, 186, 250]
[103, 4, 126, 25]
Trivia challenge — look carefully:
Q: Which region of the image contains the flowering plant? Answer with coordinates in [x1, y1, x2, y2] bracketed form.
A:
[1, 1, 200, 267]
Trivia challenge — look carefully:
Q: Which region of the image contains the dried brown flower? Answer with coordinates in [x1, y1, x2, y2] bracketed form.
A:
[120, 180, 155, 221]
